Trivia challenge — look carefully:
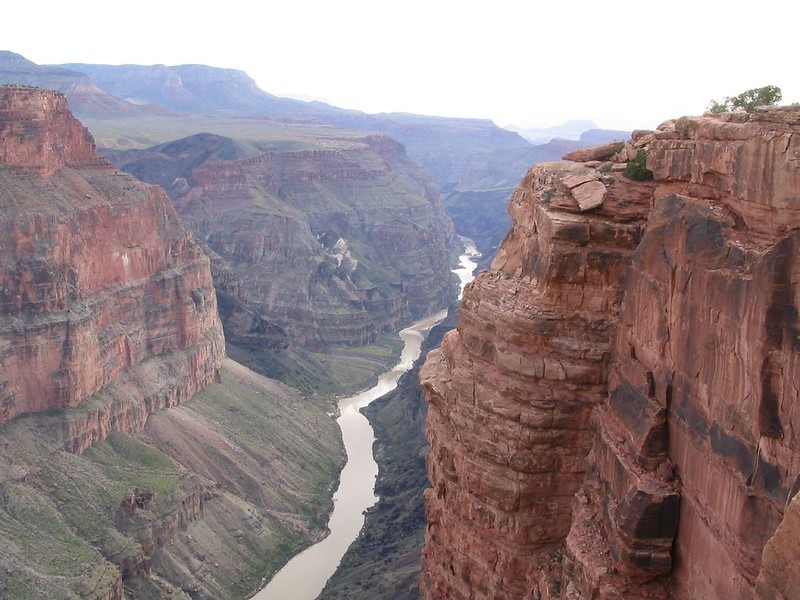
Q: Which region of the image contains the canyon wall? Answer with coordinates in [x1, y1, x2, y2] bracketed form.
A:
[0, 86, 225, 438]
[0, 87, 345, 600]
[420, 107, 800, 598]
[110, 131, 457, 349]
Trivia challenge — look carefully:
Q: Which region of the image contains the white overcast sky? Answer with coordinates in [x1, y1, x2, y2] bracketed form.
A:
[5, 0, 798, 131]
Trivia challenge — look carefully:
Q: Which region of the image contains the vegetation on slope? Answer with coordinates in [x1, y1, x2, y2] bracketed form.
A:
[708, 84, 782, 114]
[226, 332, 404, 397]
[0, 360, 348, 599]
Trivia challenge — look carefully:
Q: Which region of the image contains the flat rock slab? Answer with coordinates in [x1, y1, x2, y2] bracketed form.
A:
[563, 141, 625, 162]
[571, 180, 607, 211]
[563, 174, 597, 189]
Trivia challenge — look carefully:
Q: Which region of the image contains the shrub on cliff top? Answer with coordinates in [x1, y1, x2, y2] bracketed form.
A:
[623, 149, 653, 181]
[708, 85, 782, 113]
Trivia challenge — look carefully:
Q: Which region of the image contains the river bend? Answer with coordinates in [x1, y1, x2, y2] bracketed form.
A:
[253, 238, 480, 599]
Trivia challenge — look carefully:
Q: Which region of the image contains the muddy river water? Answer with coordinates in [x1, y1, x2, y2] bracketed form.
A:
[253, 239, 480, 599]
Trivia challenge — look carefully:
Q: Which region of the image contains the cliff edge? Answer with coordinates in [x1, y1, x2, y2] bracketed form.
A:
[420, 106, 800, 599]
[0, 86, 225, 446]
[0, 87, 344, 600]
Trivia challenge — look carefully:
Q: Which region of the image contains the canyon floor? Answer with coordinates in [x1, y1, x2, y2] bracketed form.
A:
[320, 307, 459, 599]
[0, 340, 403, 600]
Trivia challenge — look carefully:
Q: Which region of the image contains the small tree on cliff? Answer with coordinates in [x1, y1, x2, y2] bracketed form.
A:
[623, 149, 654, 181]
[708, 85, 782, 114]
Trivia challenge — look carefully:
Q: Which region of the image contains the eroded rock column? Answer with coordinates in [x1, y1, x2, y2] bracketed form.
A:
[420, 106, 800, 599]
[420, 159, 654, 599]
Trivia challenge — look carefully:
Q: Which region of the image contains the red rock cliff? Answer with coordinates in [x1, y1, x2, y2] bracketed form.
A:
[0, 87, 225, 447]
[420, 106, 800, 599]
[0, 85, 101, 174]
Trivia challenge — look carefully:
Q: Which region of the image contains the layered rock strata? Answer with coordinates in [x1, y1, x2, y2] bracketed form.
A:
[0, 85, 101, 173]
[420, 158, 655, 599]
[420, 106, 800, 599]
[110, 131, 456, 349]
[201, 242, 290, 353]
[0, 88, 341, 599]
[0, 87, 225, 438]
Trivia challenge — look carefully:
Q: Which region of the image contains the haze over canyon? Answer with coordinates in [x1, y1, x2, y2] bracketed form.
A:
[0, 50, 798, 600]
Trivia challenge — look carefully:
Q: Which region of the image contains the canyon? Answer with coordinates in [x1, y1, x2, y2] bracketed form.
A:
[0, 53, 629, 273]
[0, 75, 472, 599]
[0, 87, 350, 599]
[3, 51, 798, 600]
[107, 131, 457, 349]
[420, 106, 800, 598]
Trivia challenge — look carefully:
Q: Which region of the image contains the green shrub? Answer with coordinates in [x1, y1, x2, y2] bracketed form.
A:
[708, 85, 782, 113]
[623, 149, 653, 181]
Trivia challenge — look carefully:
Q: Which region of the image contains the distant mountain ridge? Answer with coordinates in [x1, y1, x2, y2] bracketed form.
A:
[53, 60, 538, 194]
[0, 50, 169, 116]
[0, 51, 630, 264]
[0, 52, 629, 166]
[507, 119, 631, 144]
[60, 62, 321, 117]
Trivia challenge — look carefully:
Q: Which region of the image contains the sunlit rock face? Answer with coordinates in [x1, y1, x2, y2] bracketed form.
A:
[419, 106, 800, 599]
[0, 87, 225, 444]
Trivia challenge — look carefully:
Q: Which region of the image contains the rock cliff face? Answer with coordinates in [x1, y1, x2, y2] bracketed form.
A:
[110, 132, 456, 348]
[200, 242, 290, 353]
[0, 87, 225, 438]
[0, 85, 100, 174]
[0, 88, 342, 600]
[420, 106, 800, 599]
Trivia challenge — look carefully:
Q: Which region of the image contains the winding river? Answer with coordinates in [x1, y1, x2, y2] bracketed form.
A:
[253, 238, 481, 600]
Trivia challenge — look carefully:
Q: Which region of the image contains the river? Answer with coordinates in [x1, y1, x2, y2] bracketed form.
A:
[252, 237, 481, 600]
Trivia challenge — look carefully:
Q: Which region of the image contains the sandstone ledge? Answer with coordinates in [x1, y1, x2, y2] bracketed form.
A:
[421, 107, 800, 599]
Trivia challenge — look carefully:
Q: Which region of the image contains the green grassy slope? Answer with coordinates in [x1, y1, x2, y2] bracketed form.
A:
[0, 360, 344, 599]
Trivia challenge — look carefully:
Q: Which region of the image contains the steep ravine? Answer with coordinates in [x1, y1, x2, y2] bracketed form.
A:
[420, 107, 800, 599]
[321, 240, 480, 599]
[106, 131, 458, 349]
[320, 307, 458, 600]
[0, 87, 346, 599]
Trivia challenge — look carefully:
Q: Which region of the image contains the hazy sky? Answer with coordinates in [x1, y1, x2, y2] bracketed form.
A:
[5, 0, 798, 131]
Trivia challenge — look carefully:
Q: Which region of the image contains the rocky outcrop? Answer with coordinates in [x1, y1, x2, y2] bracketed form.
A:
[419, 105, 800, 599]
[113, 479, 215, 569]
[755, 492, 800, 599]
[0, 84, 101, 174]
[110, 132, 456, 348]
[0, 87, 225, 440]
[420, 159, 655, 599]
